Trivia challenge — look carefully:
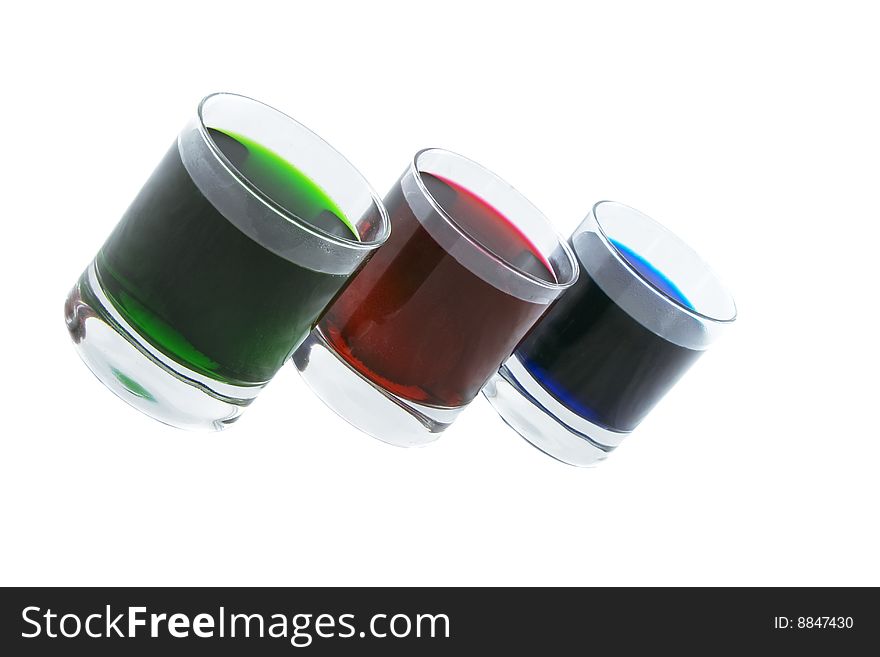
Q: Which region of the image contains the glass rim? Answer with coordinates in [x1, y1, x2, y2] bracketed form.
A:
[409, 147, 578, 291]
[196, 92, 390, 251]
[591, 200, 738, 324]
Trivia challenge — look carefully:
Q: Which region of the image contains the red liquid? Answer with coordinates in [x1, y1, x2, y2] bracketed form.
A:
[319, 173, 555, 407]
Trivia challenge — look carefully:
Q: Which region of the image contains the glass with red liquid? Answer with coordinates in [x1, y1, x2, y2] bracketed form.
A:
[293, 148, 578, 446]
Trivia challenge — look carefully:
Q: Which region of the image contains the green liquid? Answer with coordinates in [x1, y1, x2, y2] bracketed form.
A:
[208, 128, 359, 241]
[95, 130, 358, 385]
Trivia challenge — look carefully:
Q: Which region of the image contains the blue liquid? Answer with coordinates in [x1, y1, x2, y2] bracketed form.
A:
[609, 238, 694, 310]
[516, 242, 702, 432]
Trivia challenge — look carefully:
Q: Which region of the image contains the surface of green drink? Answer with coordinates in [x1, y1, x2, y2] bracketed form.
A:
[94, 129, 358, 386]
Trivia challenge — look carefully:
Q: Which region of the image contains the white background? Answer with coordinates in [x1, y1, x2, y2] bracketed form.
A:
[1, 1, 878, 586]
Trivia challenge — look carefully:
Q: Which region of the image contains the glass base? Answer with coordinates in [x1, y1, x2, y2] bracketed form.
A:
[64, 263, 260, 431]
[293, 328, 461, 447]
[482, 357, 630, 467]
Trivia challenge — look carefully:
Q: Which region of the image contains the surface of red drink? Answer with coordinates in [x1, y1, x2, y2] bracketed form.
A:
[319, 173, 555, 407]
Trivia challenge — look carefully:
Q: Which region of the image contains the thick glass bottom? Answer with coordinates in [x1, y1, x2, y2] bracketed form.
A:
[482, 357, 630, 467]
[293, 328, 462, 447]
[64, 262, 260, 431]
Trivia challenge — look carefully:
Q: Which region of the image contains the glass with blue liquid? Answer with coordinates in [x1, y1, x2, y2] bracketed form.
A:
[483, 201, 736, 466]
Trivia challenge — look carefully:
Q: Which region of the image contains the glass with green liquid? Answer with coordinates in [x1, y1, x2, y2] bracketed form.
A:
[65, 93, 390, 430]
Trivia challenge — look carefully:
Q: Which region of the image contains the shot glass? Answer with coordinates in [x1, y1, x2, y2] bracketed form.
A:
[65, 92, 390, 430]
[483, 201, 737, 466]
[294, 148, 578, 446]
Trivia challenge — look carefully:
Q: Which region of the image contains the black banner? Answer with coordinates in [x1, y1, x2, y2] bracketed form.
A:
[1, 587, 875, 654]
